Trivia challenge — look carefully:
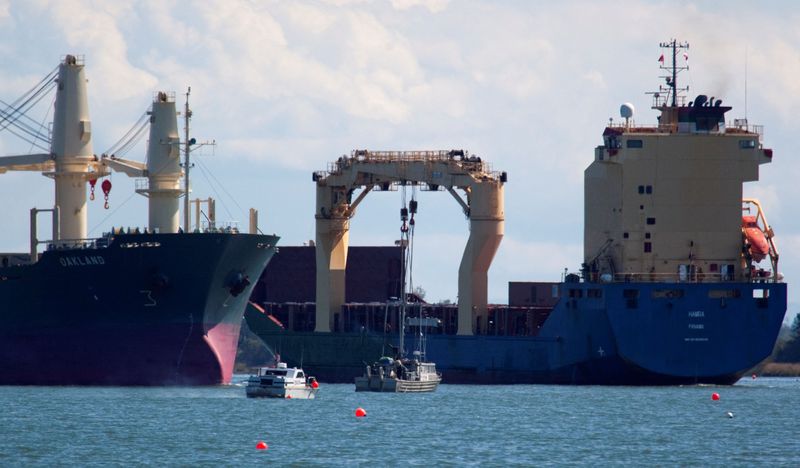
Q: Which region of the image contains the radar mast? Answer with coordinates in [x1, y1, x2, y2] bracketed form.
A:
[647, 39, 690, 108]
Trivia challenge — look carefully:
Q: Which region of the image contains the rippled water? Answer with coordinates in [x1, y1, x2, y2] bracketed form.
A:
[1, 376, 798, 466]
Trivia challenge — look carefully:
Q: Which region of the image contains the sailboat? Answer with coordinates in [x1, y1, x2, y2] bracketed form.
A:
[354, 195, 441, 392]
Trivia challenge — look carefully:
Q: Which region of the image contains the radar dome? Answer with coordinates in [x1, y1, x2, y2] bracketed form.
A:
[620, 103, 635, 119]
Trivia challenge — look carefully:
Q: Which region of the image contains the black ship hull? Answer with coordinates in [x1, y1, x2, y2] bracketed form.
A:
[0, 232, 277, 385]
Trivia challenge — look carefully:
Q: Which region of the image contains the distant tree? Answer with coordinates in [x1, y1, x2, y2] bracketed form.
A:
[235, 321, 276, 372]
[413, 286, 426, 300]
[775, 313, 800, 363]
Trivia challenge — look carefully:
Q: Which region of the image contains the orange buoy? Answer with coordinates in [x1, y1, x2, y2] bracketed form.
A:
[711, 392, 720, 401]
[256, 441, 268, 450]
[355, 407, 367, 417]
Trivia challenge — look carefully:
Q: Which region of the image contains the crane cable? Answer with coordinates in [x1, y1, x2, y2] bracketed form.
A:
[103, 110, 149, 158]
[0, 65, 59, 150]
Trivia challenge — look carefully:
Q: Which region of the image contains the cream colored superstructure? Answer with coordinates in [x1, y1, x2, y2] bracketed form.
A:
[584, 102, 774, 283]
[313, 150, 505, 335]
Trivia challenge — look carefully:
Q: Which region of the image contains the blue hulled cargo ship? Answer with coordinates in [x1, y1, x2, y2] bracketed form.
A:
[0, 56, 277, 385]
[246, 40, 786, 385]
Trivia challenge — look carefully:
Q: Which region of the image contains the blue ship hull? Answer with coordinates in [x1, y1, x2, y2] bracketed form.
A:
[247, 281, 786, 385]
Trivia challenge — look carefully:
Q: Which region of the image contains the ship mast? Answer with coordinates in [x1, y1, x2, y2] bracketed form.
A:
[647, 39, 689, 108]
[182, 87, 192, 232]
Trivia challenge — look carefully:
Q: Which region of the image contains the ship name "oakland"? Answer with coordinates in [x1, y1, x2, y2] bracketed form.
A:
[59, 255, 106, 267]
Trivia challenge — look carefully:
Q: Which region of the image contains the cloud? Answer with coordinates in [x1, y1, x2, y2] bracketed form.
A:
[285, 3, 337, 33]
[390, 0, 449, 13]
[47, 1, 158, 101]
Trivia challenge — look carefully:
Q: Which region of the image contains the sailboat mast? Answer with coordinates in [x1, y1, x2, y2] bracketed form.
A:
[399, 233, 406, 358]
[399, 193, 409, 358]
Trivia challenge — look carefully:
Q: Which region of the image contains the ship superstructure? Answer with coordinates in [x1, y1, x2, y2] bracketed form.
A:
[585, 39, 778, 285]
[0, 55, 278, 385]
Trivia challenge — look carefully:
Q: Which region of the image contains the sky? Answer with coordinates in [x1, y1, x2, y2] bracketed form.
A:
[0, 0, 798, 322]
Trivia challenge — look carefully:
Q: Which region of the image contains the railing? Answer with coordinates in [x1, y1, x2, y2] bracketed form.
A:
[45, 236, 112, 251]
[731, 119, 764, 139]
[135, 178, 185, 192]
[315, 149, 505, 183]
[199, 221, 240, 233]
[580, 271, 779, 284]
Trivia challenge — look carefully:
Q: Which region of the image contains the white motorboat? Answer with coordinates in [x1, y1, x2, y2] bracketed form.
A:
[246, 362, 319, 399]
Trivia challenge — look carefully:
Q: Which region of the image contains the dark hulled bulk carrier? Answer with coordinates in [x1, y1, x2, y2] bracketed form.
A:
[0, 56, 277, 385]
[247, 41, 786, 385]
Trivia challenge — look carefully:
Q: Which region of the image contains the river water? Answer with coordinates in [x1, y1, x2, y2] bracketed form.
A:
[1, 376, 798, 466]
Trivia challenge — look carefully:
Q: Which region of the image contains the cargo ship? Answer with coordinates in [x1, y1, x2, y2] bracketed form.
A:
[0, 56, 278, 385]
[246, 40, 786, 384]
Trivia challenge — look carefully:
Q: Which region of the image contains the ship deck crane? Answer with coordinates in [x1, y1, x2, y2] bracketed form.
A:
[0, 56, 205, 259]
[313, 149, 506, 336]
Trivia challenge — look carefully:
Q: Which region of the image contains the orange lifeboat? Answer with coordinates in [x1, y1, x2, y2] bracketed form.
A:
[742, 215, 769, 262]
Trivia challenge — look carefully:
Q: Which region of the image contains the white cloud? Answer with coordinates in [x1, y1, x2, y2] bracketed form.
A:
[285, 3, 337, 34]
[390, 0, 449, 13]
[46, 0, 158, 101]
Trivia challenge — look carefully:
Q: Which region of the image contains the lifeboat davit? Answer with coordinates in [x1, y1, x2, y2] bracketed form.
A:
[742, 215, 769, 262]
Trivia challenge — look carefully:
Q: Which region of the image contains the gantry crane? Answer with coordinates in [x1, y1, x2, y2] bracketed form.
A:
[313, 149, 506, 336]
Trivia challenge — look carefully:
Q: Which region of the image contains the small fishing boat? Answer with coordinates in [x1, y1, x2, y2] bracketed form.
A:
[355, 352, 441, 392]
[245, 362, 319, 399]
[354, 195, 441, 393]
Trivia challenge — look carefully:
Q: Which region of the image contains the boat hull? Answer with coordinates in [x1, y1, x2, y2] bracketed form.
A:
[245, 384, 318, 399]
[0, 232, 278, 385]
[354, 375, 440, 392]
[248, 282, 786, 385]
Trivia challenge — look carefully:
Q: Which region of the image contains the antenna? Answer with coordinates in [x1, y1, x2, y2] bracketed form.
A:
[183, 87, 192, 232]
[180, 87, 215, 232]
[745, 45, 749, 122]
[648, 39, 689, 107]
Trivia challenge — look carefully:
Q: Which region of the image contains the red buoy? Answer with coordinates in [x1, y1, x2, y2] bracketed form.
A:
[355, 407, 367, 418]
[311, 380, 319, 389]
[255, 441, 268, 450]
[286, 395, 292, 399]
[711, 392, 720, 401]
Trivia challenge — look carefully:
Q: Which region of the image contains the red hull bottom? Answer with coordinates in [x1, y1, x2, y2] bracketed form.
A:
[0, 322, 241, 386]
